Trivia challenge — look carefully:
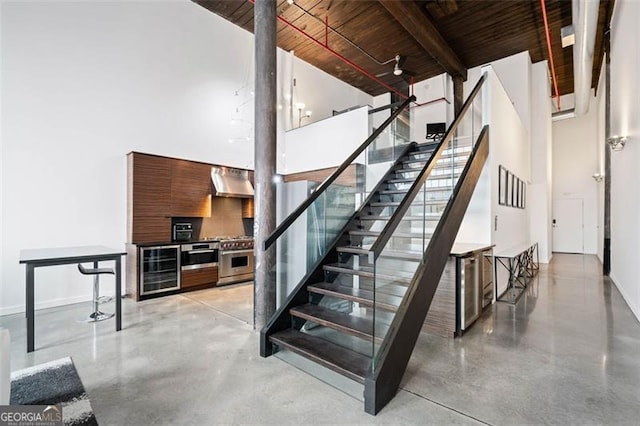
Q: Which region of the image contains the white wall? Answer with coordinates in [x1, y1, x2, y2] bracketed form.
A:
[609, 0, 640, 321]
[450, 65, 531, 295]
[456, 55, 533, 251]
[595, 63, 606, 263]
[552, 92, 600, 254]
[465, 51, 532, 137]
[0, 0, 371, 315]
[281, 107, 369, 174]
[483, 68, 530, 248]
[288, 53, 371, 130]
[409, 73, 453, 143]
[0, 1, 3, 285]
[529, 61, 553, 262]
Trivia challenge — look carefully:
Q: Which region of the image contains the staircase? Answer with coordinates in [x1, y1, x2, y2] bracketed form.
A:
[260, 75, 489, 414]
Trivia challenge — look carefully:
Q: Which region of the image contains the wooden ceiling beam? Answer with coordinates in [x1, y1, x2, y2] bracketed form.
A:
[379, 0, 467, 80]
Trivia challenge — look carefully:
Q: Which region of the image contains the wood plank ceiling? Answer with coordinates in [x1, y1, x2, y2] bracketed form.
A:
[193, 0, 613, 98]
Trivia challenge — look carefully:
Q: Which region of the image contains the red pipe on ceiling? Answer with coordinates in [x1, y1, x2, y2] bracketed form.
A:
[412, 97, 450, 108]
[540, 0, 561, 110]
[248, 0, 409, 100]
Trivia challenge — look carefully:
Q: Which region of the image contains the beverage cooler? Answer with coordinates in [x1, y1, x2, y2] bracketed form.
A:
[139, 245, 180, 295]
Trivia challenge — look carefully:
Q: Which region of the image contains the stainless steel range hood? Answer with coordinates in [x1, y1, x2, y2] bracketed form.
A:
[211, 166, 254, 198]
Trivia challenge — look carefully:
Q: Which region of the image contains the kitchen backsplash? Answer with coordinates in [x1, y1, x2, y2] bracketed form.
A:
[201, 196, 247, 237]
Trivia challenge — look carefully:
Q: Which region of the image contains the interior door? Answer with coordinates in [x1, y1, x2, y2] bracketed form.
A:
[552, 198, 584, 253]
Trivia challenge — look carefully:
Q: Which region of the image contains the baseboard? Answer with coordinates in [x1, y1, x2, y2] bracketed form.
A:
[0, 294, 93, 317]
[609, 272, 640, 324]
[539, 252, 552, 264]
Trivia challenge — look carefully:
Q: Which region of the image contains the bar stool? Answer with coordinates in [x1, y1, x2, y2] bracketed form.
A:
[77, 263, 115, 322]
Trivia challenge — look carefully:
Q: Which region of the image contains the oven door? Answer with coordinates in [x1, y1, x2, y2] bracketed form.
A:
[181, 247, 218, 271]
[219, 249, 254, 284]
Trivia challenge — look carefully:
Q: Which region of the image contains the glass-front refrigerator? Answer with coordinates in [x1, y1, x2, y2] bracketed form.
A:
[139, 245, 180, 295]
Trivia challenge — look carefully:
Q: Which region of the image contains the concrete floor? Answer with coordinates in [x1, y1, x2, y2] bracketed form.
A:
[2, 254, 639, 424]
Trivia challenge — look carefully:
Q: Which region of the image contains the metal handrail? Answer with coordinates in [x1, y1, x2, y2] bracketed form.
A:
[263, 94, 416, 250]
[368, 74, 486, 260]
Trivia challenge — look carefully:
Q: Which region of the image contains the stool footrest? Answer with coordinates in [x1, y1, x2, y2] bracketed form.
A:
[77, 311, 114, 323]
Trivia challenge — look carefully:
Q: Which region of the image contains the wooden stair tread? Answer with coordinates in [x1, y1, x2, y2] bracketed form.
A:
[337, 246, 423, 261]
[269, 329, 370, 384]
[290, 304, 379, 342]
[358, 214, 441, 221]
[370, 201, 401, 207]
[308, 282, 402, 312]
[380, 250, 423, 261]
[387, 174, 460, 184]
[349, 229, 433, 239]
[337, 245, 370, 255]
[378, 189, 410, 195]
[349, 229, 380, 237]
[323, 263, 412, 283]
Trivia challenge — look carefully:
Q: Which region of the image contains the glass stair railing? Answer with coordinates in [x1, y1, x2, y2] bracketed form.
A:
[260, 73, 490, 416]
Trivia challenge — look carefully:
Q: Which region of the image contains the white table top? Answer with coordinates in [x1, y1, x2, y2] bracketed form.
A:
[493, 242, 537, 258]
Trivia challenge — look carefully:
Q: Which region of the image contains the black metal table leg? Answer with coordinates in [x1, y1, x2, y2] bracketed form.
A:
[26, 264, 35, 353]
[115, 256, 122, 331]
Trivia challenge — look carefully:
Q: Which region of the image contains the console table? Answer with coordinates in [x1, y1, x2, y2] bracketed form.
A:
[19, 246, 126, 352]
[493, 242, 539, 304]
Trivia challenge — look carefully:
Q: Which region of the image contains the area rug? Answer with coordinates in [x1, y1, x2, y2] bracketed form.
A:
[10, 357, 98, 425]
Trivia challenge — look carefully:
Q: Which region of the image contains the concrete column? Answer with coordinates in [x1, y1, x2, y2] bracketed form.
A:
[253, 0, 277, 330]
[453, 75, 464, 117]
[604, 30, 611, 275]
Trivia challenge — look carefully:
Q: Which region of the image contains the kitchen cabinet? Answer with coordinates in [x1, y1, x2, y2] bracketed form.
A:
[181, 266, 218, 289]
[128, 153, 172, 243]
[422, 244, 494, 338]
[170, 159, 212, 218]
[241, 198, 254, 219]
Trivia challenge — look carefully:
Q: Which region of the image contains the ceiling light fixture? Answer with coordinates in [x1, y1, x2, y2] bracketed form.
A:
[561, 24, 575, 48]
[393, 55, 403, 76]
[607, 136, 626, 151]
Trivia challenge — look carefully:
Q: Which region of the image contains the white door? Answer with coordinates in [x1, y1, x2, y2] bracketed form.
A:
[552, 198, 584, 253]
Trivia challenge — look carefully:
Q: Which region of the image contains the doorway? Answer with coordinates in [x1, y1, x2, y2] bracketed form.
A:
[552, 198, 584, 253]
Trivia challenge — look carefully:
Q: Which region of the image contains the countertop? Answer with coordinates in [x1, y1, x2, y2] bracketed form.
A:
[20, 245, 126, 264]
[450, 243, 495, 257]
[132, 239, 220, 247]
[132, 241, 494, 254]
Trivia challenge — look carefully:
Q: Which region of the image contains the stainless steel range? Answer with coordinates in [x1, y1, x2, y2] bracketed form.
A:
[217, 236, 254, 285]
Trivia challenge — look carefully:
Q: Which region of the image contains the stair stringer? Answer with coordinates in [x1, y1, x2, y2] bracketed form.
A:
[364, 126, 490, 414]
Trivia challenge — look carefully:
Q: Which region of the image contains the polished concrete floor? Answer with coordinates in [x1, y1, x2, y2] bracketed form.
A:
[2, 254, 639, 424]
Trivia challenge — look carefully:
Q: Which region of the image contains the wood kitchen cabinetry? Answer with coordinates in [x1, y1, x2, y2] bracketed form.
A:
[422, 244, 494, 338]
[181, 266, 219, 289]
[170, 159, 212, 218]
[128, 153, 213, 244]
[128, 153, 172, 243]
